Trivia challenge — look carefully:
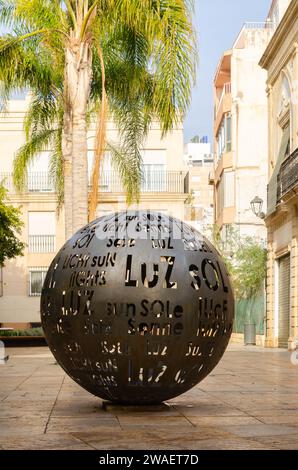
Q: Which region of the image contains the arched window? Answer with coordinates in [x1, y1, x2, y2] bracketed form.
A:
[279, 74, 291, 117]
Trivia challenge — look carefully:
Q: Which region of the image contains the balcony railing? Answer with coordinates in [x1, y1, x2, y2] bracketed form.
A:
[27, 172, 54, 192]
[0, 172, 54, 193]
[28, 235, 55, 253]
[1, 170, 189, 195]
[216, 82, 231, 115]
[244, 22, 274, 30]
[277, 148, 298, 202]
[98, 170, 189, 194]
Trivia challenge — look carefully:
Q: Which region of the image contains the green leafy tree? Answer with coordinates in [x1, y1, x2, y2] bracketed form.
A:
[0, 0, 196, 237]
[232, 237, 267, 328]
[205, 224, 267, 298]
[0, 184, 25, 267]
[232, 237, 267, 300]
[204, 223, 240, 274]
[205, 224, 267, 326]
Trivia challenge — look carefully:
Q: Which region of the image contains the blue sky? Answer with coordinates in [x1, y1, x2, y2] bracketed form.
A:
[184, 0, 272, 143]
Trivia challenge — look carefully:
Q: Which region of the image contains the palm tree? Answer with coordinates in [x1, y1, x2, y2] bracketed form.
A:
[0, 1, 196, 238]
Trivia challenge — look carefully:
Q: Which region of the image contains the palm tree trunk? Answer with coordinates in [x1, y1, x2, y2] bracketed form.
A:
[63, 39, 92, 237]
[62, 81, 73, 240]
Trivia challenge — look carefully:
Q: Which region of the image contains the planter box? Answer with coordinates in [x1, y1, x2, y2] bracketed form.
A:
[0, 336, 46, 346]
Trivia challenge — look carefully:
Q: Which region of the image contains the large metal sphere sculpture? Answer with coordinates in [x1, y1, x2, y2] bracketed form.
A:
[41, 211, 234, 404]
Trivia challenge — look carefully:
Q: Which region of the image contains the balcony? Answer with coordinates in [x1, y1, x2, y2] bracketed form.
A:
[28, 235, 55, 253]
[0, 172, 54, 193]
[216, 82, 231, 115]
[98, 170, 189, 194]
[214, 84, 232, 132]
[277, 148, 298, 202]
[1, 170, 189, 195]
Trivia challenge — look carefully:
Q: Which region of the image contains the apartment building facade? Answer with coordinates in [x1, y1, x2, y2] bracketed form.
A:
[0, 97, 188, 327]
[259, 0, 298, 349]
[212, 22, 272, 241]
[184, 140, 214, 232]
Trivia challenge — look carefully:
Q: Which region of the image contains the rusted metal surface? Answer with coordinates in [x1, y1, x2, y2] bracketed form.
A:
[41, 211, 234, 404]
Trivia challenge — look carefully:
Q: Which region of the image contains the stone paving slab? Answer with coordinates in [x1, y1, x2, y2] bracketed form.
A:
[219, 424, 298, 438]
[246, 435, 298, 450]
[173, 404, 249, 416]
[69, 430, 274, 450]
[46, 416, 120, 433]
[0, 434, 95, 450]
[0, 344, 297, 450]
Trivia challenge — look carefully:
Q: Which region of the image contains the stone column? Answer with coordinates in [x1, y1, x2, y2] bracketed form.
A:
[265, 221, 276, 347]
[289, 203, 298, 350]
[264, 82, 276, 348]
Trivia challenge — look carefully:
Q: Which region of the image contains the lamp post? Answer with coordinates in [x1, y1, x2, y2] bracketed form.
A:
[250, 196, 266, 219]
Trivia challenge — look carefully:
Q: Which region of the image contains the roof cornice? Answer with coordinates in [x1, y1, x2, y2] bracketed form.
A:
[259, 0, 298, 69]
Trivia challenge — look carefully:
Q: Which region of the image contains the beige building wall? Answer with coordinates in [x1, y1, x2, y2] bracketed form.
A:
[183, 142, 214, 232]
[260, 0, 298, 348]
[0, 99, 65, 324]
[0, 99, 187, 325]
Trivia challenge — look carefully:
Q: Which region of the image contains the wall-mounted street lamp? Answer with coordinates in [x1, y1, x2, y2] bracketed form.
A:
[250, 196, 266, 219]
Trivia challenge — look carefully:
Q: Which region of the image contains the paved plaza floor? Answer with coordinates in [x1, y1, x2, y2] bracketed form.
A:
[0, 344, 298, 450]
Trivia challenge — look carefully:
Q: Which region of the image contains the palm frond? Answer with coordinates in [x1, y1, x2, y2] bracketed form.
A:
[151, 0, 197, 133]
[0, 34, 60, 103]
[14, 0, 66, 32]
[89, 44, 108, 222]
[0, 0, 16, 28]
[24, 91, 62, 139]
[49, 126, 64, 210]
[107, 140, 142, 205]
[13, 128, 56, 191]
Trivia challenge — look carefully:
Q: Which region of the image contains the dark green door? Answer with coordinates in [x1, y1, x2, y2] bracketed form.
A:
[278, 254, 290, 348]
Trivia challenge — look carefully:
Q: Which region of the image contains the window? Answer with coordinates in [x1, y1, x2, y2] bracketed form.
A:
[28, 212, 55, 253]
[224, 171, 234, 207]
[89, 151, 111, 188]
[142, 164, 166, 191]
[217, 179, 224, 216]
[216, 113, 232, 159]
[216, 170, 235, 215]
[141, 150, 166, 191]
[29, 268, 48, 296]
[192, 160, 203, 167]
[226, 115, 232, 152]
[191, 176, 201, 183]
